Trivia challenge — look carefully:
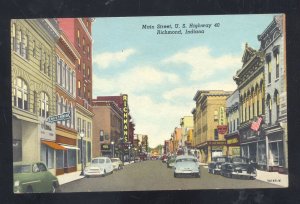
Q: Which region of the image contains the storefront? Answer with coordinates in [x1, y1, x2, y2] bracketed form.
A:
[197, 141, 226, 163]
[265, 125, 284, 172]
[101, 143, 111, 157]
[225, 132, 240, 157]
[56, 134, 78, 175]
[239, 122, 267, 171]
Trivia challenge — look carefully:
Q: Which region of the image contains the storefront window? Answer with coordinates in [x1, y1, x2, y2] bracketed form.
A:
[13, 139, 22, 162]
[87, 142, 91, 162]
[68, 149, 77, 167]
[56, 150, 64, 169]
[258, 142, 267, 165]
[241, 145, 248, 158]
[40, 144, 54, 169]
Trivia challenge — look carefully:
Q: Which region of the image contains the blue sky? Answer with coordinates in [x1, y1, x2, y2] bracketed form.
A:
[92, 14, 277, 148]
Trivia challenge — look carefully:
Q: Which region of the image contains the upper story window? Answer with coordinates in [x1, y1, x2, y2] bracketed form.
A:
[266, 53, 272, 84]
[78, 80, 81, 97]
[83, 38, 86, 54]
[87, 46, 90, 59]
[33, 40, 36, 57]
[39, 92, 49, 118]
[77, 29, 80, 47]
[275, 53, 279, 79]
[12, 23, 16, 50]
[13, 77, 29, 111]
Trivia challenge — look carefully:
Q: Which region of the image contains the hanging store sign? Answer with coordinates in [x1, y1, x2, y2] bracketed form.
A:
[39, 117, 55, 141]
[227, 137, 240, 145]
[217, 125, 228, 134]
[123, 94, 129, 143]
[46, 112, 71, 123]
[207, 141, 226, 146]
[101, 144, 111, 151]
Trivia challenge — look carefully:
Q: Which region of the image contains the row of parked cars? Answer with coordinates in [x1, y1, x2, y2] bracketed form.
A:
[13, 157, 125, 193]
[163, 154, 201, 178]
[208, 156, 257, 180]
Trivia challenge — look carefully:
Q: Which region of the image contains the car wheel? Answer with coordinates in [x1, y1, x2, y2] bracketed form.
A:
[26, 186, 33, 193]
[102, 170, 106, 177]
[52, 183, 61, 193]
[212, 169, 215, 174]
[118, 165, 121, 170]
[196, 173, 200, 178]
[174, 173, 177, 178]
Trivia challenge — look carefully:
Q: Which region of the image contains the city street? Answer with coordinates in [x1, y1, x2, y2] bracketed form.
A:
[60, 160, 281, 192]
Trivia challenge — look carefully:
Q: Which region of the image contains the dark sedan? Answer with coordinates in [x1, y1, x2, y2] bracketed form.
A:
[208, 156, 229, 174]
[220, 157, 257, 180]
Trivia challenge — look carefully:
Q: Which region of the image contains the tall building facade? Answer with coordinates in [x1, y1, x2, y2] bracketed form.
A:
[234, 43, 266, 170]
[225, 89, 240, 157]
[92, 100, 123, 158]
[179, 116, 194, 152]
[11, 19, 60, 175]
[193, 90, 232, 163]
[57, 18, 94, 171]
[54, 28, 80, 175]
[258, 15, 287, 173]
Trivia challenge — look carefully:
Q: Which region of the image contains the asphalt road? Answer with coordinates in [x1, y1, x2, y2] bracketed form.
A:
[60, 160, 281, 192]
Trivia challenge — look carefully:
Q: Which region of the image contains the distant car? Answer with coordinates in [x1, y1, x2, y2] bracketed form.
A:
[111, 158, 124, 170]
[220, 157, 257, 179]
[84, 157, 114, 177]
[161, 155, 168, 163]
[173, 155, 200, 178]
[166, 156, 176, 168]
[13, 162, 60, 193]
[134, 157, 141, 163]
[208, 156, 229, 174]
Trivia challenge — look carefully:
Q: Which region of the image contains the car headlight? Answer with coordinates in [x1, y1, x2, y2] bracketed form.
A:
[14, 181, 20, 187]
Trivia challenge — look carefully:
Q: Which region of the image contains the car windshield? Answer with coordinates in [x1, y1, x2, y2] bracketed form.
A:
[215, 157, 226, 162]
[13, 165, 31, 173]
[176, 158, 197, 163]
[232, 157, 247, 163]
[92, 159, 105, 164]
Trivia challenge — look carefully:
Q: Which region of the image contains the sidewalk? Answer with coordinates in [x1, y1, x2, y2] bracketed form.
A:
[57, 162, 136, 185]
[200, 163, 288, 187]
[57, 171, 85, 185]
[256, 169, 288, 187]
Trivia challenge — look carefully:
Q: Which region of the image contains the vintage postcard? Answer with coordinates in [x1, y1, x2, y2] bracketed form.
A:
[11, 14, 288, 193]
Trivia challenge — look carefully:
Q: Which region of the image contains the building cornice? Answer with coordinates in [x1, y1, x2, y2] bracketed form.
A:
[78, 18, 93, 42]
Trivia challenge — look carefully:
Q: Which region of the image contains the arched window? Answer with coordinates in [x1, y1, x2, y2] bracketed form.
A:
[17, 29, 22, 54]
[13, 77, 29, 111]
[78, 80, 81, 97]
[56, 57, 60, 83]
[59, 96, 64, 125]
[267, 94, 272, 125]
[40, 92, 49, 118]
[77, 29, 80, 46]
[274, 90, 280, 122]
[56, 94, 60, 115]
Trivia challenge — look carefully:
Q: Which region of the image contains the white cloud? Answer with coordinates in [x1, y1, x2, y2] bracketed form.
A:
[163, 46, 242, 80]
[93, 65, 179, 96]
[129, 95, 194, 148]
[93, 48, 136, 69]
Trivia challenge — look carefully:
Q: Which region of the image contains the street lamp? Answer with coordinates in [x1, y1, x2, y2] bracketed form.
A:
[128, 144, 131, 163]
[79, 131, 84, 176]
[111, 141, 115, 158]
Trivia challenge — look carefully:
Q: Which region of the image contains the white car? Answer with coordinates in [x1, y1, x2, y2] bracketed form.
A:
[111, 158, 124, 170]
[84, 157, 114, 177]
[173, 155, 200, 178]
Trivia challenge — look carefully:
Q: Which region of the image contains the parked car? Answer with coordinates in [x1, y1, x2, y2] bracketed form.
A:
[161, 155, 168, 163]
[208, 156, 229, 174]
[166, 155, 176, 168]
[111, 158, 124, 170]
[84, 157, 114, 177]
[173, 155, 200, 178]
[13, 161, 60, 193]
[134, 157, 141, 163]
[220, 156, 257, 179]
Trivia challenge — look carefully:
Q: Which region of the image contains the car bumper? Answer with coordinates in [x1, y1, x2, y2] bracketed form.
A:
[84, 170, 104, 176]
[231, 171, 257, 179]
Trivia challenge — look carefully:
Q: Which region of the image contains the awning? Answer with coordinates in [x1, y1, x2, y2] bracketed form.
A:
[41, 141, 66, 150]
[13, 114, 39, 124]
[61, 145, 80, 150]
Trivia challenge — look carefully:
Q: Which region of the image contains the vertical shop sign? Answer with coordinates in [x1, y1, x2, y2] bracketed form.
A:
[123, 94, 128, 142]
